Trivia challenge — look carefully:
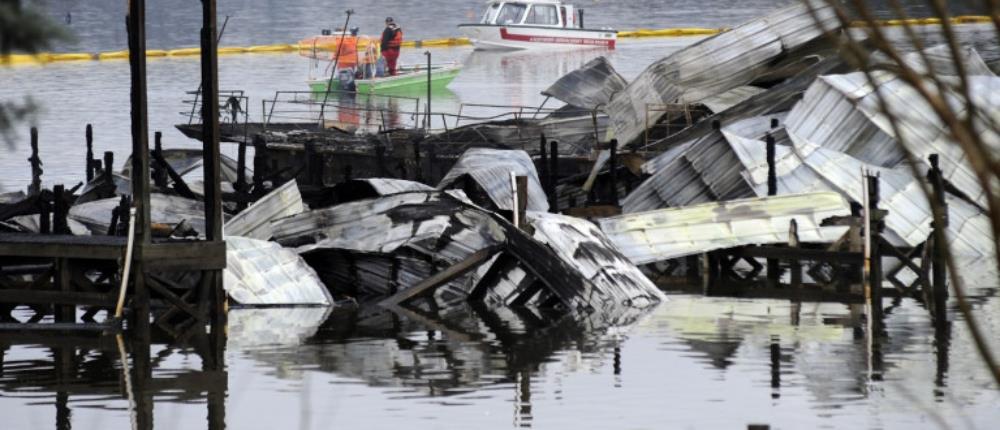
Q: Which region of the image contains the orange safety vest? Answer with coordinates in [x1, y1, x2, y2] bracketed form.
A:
[383, 27, 403, 50]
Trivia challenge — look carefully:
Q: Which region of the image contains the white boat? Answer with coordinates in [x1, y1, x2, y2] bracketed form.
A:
[458, 0, 617, 51]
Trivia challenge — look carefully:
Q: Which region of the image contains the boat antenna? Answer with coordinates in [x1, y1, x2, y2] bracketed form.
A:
[319, 9, 354, 127]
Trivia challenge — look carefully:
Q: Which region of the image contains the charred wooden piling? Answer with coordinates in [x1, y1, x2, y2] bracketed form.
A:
[0, 0, 228, 344]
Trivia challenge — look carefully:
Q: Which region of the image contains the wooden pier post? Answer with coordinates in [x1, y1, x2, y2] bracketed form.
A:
[928, 154, 948, 318]
[252, 134, 267, 192]
[53, 184, 70, 235]
[127, 0, 153, 338]
[765, 133, 779, 287]
[201, 0, 227, 335]
[85, 124, 95, 182]
[28, 127, 41, 196]
[789, 219, 802, 288]
[515, 175, 528, 230]
[375, 141, 387, 177]
[103, 151, 114, 181]
[539, 133, 549, 201]
[608, 139, 619, 206]
[38, 198, 51, 234]
[152, 131, 168, 188]
[867, 174, 884, 325]
[236, 139, 248, 191]
[549, 141, 558, 213]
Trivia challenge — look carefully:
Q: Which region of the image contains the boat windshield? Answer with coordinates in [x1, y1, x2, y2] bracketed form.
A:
[496, 3, 527, 25]
[481, 2, 502, 24]
[524, 4, 559, 26]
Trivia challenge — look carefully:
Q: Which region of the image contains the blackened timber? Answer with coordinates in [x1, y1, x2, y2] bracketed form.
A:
[28, 127, 41, 196]
[127, 0, 151, 248]
[85, 124, 95, 182]
[0, 233, 126, 260]
[200, 0, 223, 242]
[380, 245, 502, 307]
[0, 290, 115, 307]
[732, 246, 864, 264]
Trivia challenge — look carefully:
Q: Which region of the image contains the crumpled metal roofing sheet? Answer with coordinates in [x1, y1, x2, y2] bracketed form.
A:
[541, 56, 628, 110]
[526, 212, 666, 309]
[623, 121, 775, 213]
[359, 178, 433, 195]
[437, 148, 549, 212]
[700, 86, 767, 113]
[604, 1, 839, 145]
[69, 193, 216, 235]
[788, 133, 994, 257]
[224, 179, 304, 240]
[223, 236, 333, 305]
[600, 192, 852, 265]
[271, 191, 506, 304]
[786, 71, 1000, 208]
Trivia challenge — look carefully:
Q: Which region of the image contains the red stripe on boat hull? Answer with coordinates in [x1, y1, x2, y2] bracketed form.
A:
[499, 28, 616, 48]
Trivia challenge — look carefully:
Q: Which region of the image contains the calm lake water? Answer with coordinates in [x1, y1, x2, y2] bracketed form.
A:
[2, 1, 999, 429]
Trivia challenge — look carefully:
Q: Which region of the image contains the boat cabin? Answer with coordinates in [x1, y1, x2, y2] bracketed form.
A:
[480, 1, 581, 28]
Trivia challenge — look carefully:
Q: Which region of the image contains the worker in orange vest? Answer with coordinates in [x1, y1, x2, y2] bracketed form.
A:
[381, 17, 403, 76]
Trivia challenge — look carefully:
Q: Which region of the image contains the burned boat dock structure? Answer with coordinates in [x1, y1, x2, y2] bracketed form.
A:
[1, 1, 998, 425]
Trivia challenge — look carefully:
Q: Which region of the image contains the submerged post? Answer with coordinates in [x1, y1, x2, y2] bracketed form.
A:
[765, 132, 779, 286]
[867, 173, 883, 326]
[766, 133, 777, 196]
[928, 154, 948, 316]
[28, 127, 41, 196]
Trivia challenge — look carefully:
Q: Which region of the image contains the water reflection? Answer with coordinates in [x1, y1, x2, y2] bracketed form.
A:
[1, 274, 999, 428]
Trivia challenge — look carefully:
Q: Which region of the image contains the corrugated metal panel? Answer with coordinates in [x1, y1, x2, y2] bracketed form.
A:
[69, 193, 214, 235]
[271, 191, 506, 305]
[223, 236, 333, 305]
[787, 133, 994, 257]
[437, 148, 549, 212]
[624, 128, 756, 213]
[878, 44, 996, 77]
[600, 192, 852, 265]
[526, 212, 666, 308]
[786, 71, 999, 209]
[605, 1, 839, 145]
[7, 214, 91, 236]
[361, 178, 433, 195]
[224, 179, 304, 240]
[700, 86, 767, 113]
[541, 56, 628, 110]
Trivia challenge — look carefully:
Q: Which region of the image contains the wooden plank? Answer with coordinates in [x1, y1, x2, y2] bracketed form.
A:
[0, 289, 114, 306]
[734, 246, 864, 264]
[143, 241, 227, 270]
[380, 246, 501, 307]
[0, 233, 125, 260]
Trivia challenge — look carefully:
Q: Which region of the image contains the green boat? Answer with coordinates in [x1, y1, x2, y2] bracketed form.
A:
[309, 63, 462, 96]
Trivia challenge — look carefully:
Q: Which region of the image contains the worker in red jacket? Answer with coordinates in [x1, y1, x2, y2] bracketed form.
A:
[381, 17, 403, 75]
